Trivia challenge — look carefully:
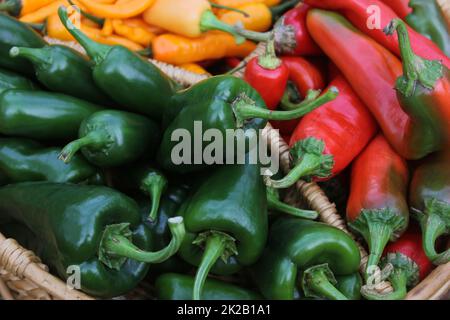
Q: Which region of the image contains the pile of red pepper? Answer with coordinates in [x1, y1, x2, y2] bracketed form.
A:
[0, 0, 448, 301]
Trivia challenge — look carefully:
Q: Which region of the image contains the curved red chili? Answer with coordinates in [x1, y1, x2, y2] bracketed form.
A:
[379, 0, 412, 19]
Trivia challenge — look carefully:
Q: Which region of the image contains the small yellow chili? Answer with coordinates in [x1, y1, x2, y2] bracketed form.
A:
[76, 0, 155, 19]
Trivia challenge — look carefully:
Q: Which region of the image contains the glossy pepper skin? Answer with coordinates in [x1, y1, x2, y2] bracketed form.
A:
[410, 152, 450, 265]
[9, 45, 114, 105]
[0, 182, 185, 298]
[177, 161, 268, 300]
[244, 39, 289, 110]
[253, 218, 360, 300]
[289, 76, 377, 179]
[59, 7, 175, 121]
[159, 75, 338, 174]
[362, 228, 433, 300]
[306, 10, 436, 160]
[0, 0, 56, 17]
[0, 13, 46, 75]
[335, 273, 362, 300]
[380, 0, 412, 18]
[155, 273, 262, 300]
[303, 0, 450, 69]
[0, 137, 102, 185]
[0, 89, 103, 141]
[0, 67, 37, 94]
[347, 135, 410, 277]
[59, 110, 160, 168]
[385, 19, 450, 150]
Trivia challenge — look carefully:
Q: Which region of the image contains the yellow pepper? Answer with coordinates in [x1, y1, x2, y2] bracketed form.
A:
[76, 0, 155, 19]
[101, 18, 113, 36]
[218, 3, 272, 32]
[180, 63, 211, 75]
[112, 19, 155, 46]
[152, 31, 255, 65]
[20, 0, 67, 23]
[122, 18, 166, 35]
[143, 0, 244, 42]
[0, 0, 57, 17]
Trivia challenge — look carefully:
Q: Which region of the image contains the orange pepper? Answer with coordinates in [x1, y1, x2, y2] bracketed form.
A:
[47, 10, 99, 41]
[212, 0, 280, 15]
[122, 18, 166, 35]
[101, 18, 113, 36]
[76, 0, 155, 19]
[20, 0, 67, 23]
[180, 63, 211, 75]
[218, 3, 272, 32]
[82, 24, 144, 50]
[111, 19, 155, 46]
[152, 31, 255, 65]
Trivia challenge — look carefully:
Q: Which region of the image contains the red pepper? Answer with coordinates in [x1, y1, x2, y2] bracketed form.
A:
[225, 57, 241, 69]
[385, 19, 450, 149]
[303, 0, 450, 69]
[346, 134, 409, 278]
[244, 40, 289, 110]
[289, 75, 378, 179]
[270, 56, 326, 135]
[380, 0, 412, 19]
[361, 227, 433, 300]
[306, 9, 438, 160]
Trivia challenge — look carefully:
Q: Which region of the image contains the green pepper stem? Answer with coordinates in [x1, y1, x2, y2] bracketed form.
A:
[58, 130, 109, 164]
[281, 89, 321, 111]
[200, 10, 245, 44]
[384, 19, 442, 96]
[361, 268, 408, 300]
[234, 25, 272, 42]
[302, 264, 348, 300]
[101, 217, 185, 268]
[422, 213, 450, 265]
[209, 2, 249, 17]
[0, 1, 16, 14]
[269, 0, 299, 18]
[68, 0, 105, 26]
[58, 6, 110, 64]
[233, 87, 338, 126]
[267, 187, 318, 219]
[142, 173, 168, 222]
[258, 38, 281, 70]
[9, 47, 50, 65]
[365, 222, 394, 280]
[26, 22, 46, 32]
[193, 231, 237, 300]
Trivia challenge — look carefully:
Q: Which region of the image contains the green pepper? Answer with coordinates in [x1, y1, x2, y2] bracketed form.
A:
[177, 160, 268, 300]
[406, 0, 450, 56]
[0, 137, 101, 185]
[155, 273, 263, 300]
[0, 182, 185, 298]
[0, 89, 103, 141]
[158, 75, 338, 174]
[112, 164, 168, 221]
[0, 12, 46, 75]
[59, 110, 160, 168]
[0, 67, 37, 94]
[410, 151, 450, 265]
[58, 7, 175, 120]
[9, 45, 114, 105]
[266, 186, 318, 220]
[253, 218, 360, 300]
[335, 273, 362, 300]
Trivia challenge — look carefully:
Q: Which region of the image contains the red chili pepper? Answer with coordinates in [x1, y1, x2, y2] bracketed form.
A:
[271, 56, 326, 136]
[385, 19, 450, 149]
[346, 134, 409, 278]
[303, 0, 450, 69]
[306, 9, 438, 160]
[361, 227, 433, 300]
[380, 0, 412, 19]
[289, 75, 378, 179]
[244, 40, 289, 110]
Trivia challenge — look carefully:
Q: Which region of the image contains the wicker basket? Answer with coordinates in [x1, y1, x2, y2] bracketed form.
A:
[1, 3, 450, 299]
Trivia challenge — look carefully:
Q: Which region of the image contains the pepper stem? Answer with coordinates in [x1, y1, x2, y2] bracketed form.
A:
[58, 6, 111, 64]
[362, 267, 408, 300]
[348, 209, 406, 280]
[267, 186, 318, 219]
[264, 137, 334, 189]
[200, 10, 245, 44]
[233, 24, 272, 42]
[142, 172, 168, 222]
[192, 231, 237, 300]
[0, 1, 19, 16]
[269, 0, 299, 18]
[232, 87, 338, 127]
[98, 217, 186, 270]
[414, 198, 450, 265]
[302, 264, 348, 300]
[68, 0, 105, 26]
[258, 38, 281, 70]
[209, 2, 249, 17]
[384, 19, 443, 97]
[9, 47, 50, 65]
[58, 130, 109, 164]
[281, 89, 321, 111]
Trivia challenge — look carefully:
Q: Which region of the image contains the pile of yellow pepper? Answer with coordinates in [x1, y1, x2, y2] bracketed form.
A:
[7, 0, 281, 72]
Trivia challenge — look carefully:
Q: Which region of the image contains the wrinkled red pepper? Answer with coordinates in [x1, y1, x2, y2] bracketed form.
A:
[303, 0, 450, 69]
[289, 75, 378, 179]
[347, 134, 410, 278]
